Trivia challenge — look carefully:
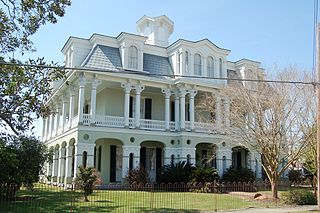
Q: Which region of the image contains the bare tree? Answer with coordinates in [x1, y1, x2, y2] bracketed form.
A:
[201, 67, 314, 199]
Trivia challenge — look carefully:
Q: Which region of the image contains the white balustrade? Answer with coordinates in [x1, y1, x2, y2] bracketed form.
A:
[169, 121, 175, 131]
[140, 119, 165, 130]
[82, 114, 92, 125]
[129, 118, 135, 128]
[95, 115, 125, 127]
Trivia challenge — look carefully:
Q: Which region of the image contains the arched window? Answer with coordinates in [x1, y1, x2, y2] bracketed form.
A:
[129, 153, 134, 171]
[177, 52, 181, 74]
[207, 56, 214, 77]
[219, 58, 223, 77]
[71, 146, 75, 177]
[185, 51, 189, 74]
[128, 45, 138, 69]
[82, 151, 87, 168]
[222, 156, 227, 173]
[194, 54, 202, 76]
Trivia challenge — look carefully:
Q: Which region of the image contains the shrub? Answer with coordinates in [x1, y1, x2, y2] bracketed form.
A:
[75, 166, 98, 202]
[282, 189, 316, 205]
[288, 169, 302, 183]
[190, 166, 219, 183]
[159, 161, 194, 183]
[222, 167, 255, 183]
[126, 167, 149, 185]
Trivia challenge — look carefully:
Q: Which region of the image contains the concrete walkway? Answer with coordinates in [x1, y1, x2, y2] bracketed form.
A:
[216, 205, 318, 213]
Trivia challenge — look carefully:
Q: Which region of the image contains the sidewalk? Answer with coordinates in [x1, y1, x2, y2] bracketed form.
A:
[217, 205, 318, 213]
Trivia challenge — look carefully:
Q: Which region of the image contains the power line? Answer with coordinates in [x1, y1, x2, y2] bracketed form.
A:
[313, 0, 319, 81]
[0, 61, 318, 86]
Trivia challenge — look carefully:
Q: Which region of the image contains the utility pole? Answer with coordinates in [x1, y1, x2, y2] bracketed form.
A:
[317, 23, 320, 210]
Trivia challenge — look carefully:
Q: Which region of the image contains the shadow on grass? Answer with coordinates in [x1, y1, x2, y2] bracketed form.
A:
[135, 207, 201, 213]
[0, 187, 123, 213]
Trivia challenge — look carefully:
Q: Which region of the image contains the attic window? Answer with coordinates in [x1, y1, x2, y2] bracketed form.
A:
[128, 45, 138, 69]
[207, 56, 214, 78]
[194, 54, 202, 76]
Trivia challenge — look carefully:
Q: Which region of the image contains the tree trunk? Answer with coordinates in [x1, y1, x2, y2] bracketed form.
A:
[84, 194, 89, 202]
[271, 180, 278, 199]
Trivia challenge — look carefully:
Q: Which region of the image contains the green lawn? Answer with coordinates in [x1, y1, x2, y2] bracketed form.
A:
[0, 185, 279, 212]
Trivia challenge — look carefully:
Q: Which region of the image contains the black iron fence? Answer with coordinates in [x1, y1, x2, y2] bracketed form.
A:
[0, 181, 308, 212]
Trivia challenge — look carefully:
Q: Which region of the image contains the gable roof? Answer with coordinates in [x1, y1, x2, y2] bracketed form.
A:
[82, 45, 122, 70]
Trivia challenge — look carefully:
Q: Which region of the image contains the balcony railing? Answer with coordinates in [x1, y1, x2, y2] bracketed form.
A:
[45, 114, 222, 141]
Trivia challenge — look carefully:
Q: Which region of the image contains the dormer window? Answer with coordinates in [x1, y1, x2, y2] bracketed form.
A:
[128, 45, 138, 69]
[185, 51, 189, 74]
[177, 52, 181, 74]
[219, 58, 223, 77]
[194, 54, 202, 76]
[207, 56, 214, 78]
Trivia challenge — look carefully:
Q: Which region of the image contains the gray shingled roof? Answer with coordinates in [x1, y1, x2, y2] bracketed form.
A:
[143, 53, 173, 76]
[83, 45, 122, 70]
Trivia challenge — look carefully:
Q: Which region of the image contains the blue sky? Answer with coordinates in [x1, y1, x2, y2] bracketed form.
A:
[27, 0, 315, 137]
[28, 0, 315, 70]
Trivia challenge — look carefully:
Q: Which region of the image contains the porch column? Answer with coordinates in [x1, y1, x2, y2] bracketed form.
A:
[58, 147, 66, 184]
[49, 113, 55, 139]
[55, 104, 61, 136]
[179, 88, 187, 130]
[64, 145, 73, 187]
[224, 98, 230, 130]
[251, 152, 262, 179]
[174, 91, 180, 131]
[161, 88, 171, 131]
[42, 118, 47, 141]
[189, 90, 198, 131]
[215, 94, 222, 131]
[61, 97, 67, 131]
[121, 82, 132, 127]
[77, 74, 86, 124]
[69, 87, 76, 128]
[52, 148, 59, 183]
[134, 84, 145, 128]
[46, 117, 50, 140]
[90, 77, 100, 125]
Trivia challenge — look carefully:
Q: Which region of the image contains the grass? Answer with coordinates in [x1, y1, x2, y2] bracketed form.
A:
[0, 184, 282, 213]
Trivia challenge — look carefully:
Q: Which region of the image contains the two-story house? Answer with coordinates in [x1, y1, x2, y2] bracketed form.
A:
[43, 15, 264, 186]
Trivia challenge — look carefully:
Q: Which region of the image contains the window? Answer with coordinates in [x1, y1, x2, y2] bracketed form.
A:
[129, 153, 134, 171]
[207, 56, 214, 77]
[128, 45, 138, 69]
[82, 151, 87, 168]
[143, 98, 152, 119]
[177, 52, 181, 74]
[98, 146, 102, 172]
[185, 51, 189, 74]
[219, 58, 223, 77]
[194, 54, 202, 76]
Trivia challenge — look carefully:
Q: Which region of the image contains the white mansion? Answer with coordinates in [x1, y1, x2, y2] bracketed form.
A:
[43, 15, 264, 185]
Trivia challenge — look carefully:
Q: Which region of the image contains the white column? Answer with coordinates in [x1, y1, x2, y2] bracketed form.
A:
[174, 91, 180, 131]
[189, 90, 197, 131]
[121, 82, 132, 127]
[61, 97, 67, 131]
[46, 117, 50, 140]
[77, 74, 86, 123]
[55, 104, 61, 136]
[64, 145, 73, 187]
[69, 87, 76, 128]
[179, 89, 187, 130]
[58, 147, 66, 183]
[42, 118, 47, 141]
[162, 88, 171, 131]
[90, 78, 99, 124]
[122, 146, 130, 179]
[52, 149, 59, 183]
[134, 85, 144, 128]
[50, 113, 55, 139]
[215, 94, 222, 130]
